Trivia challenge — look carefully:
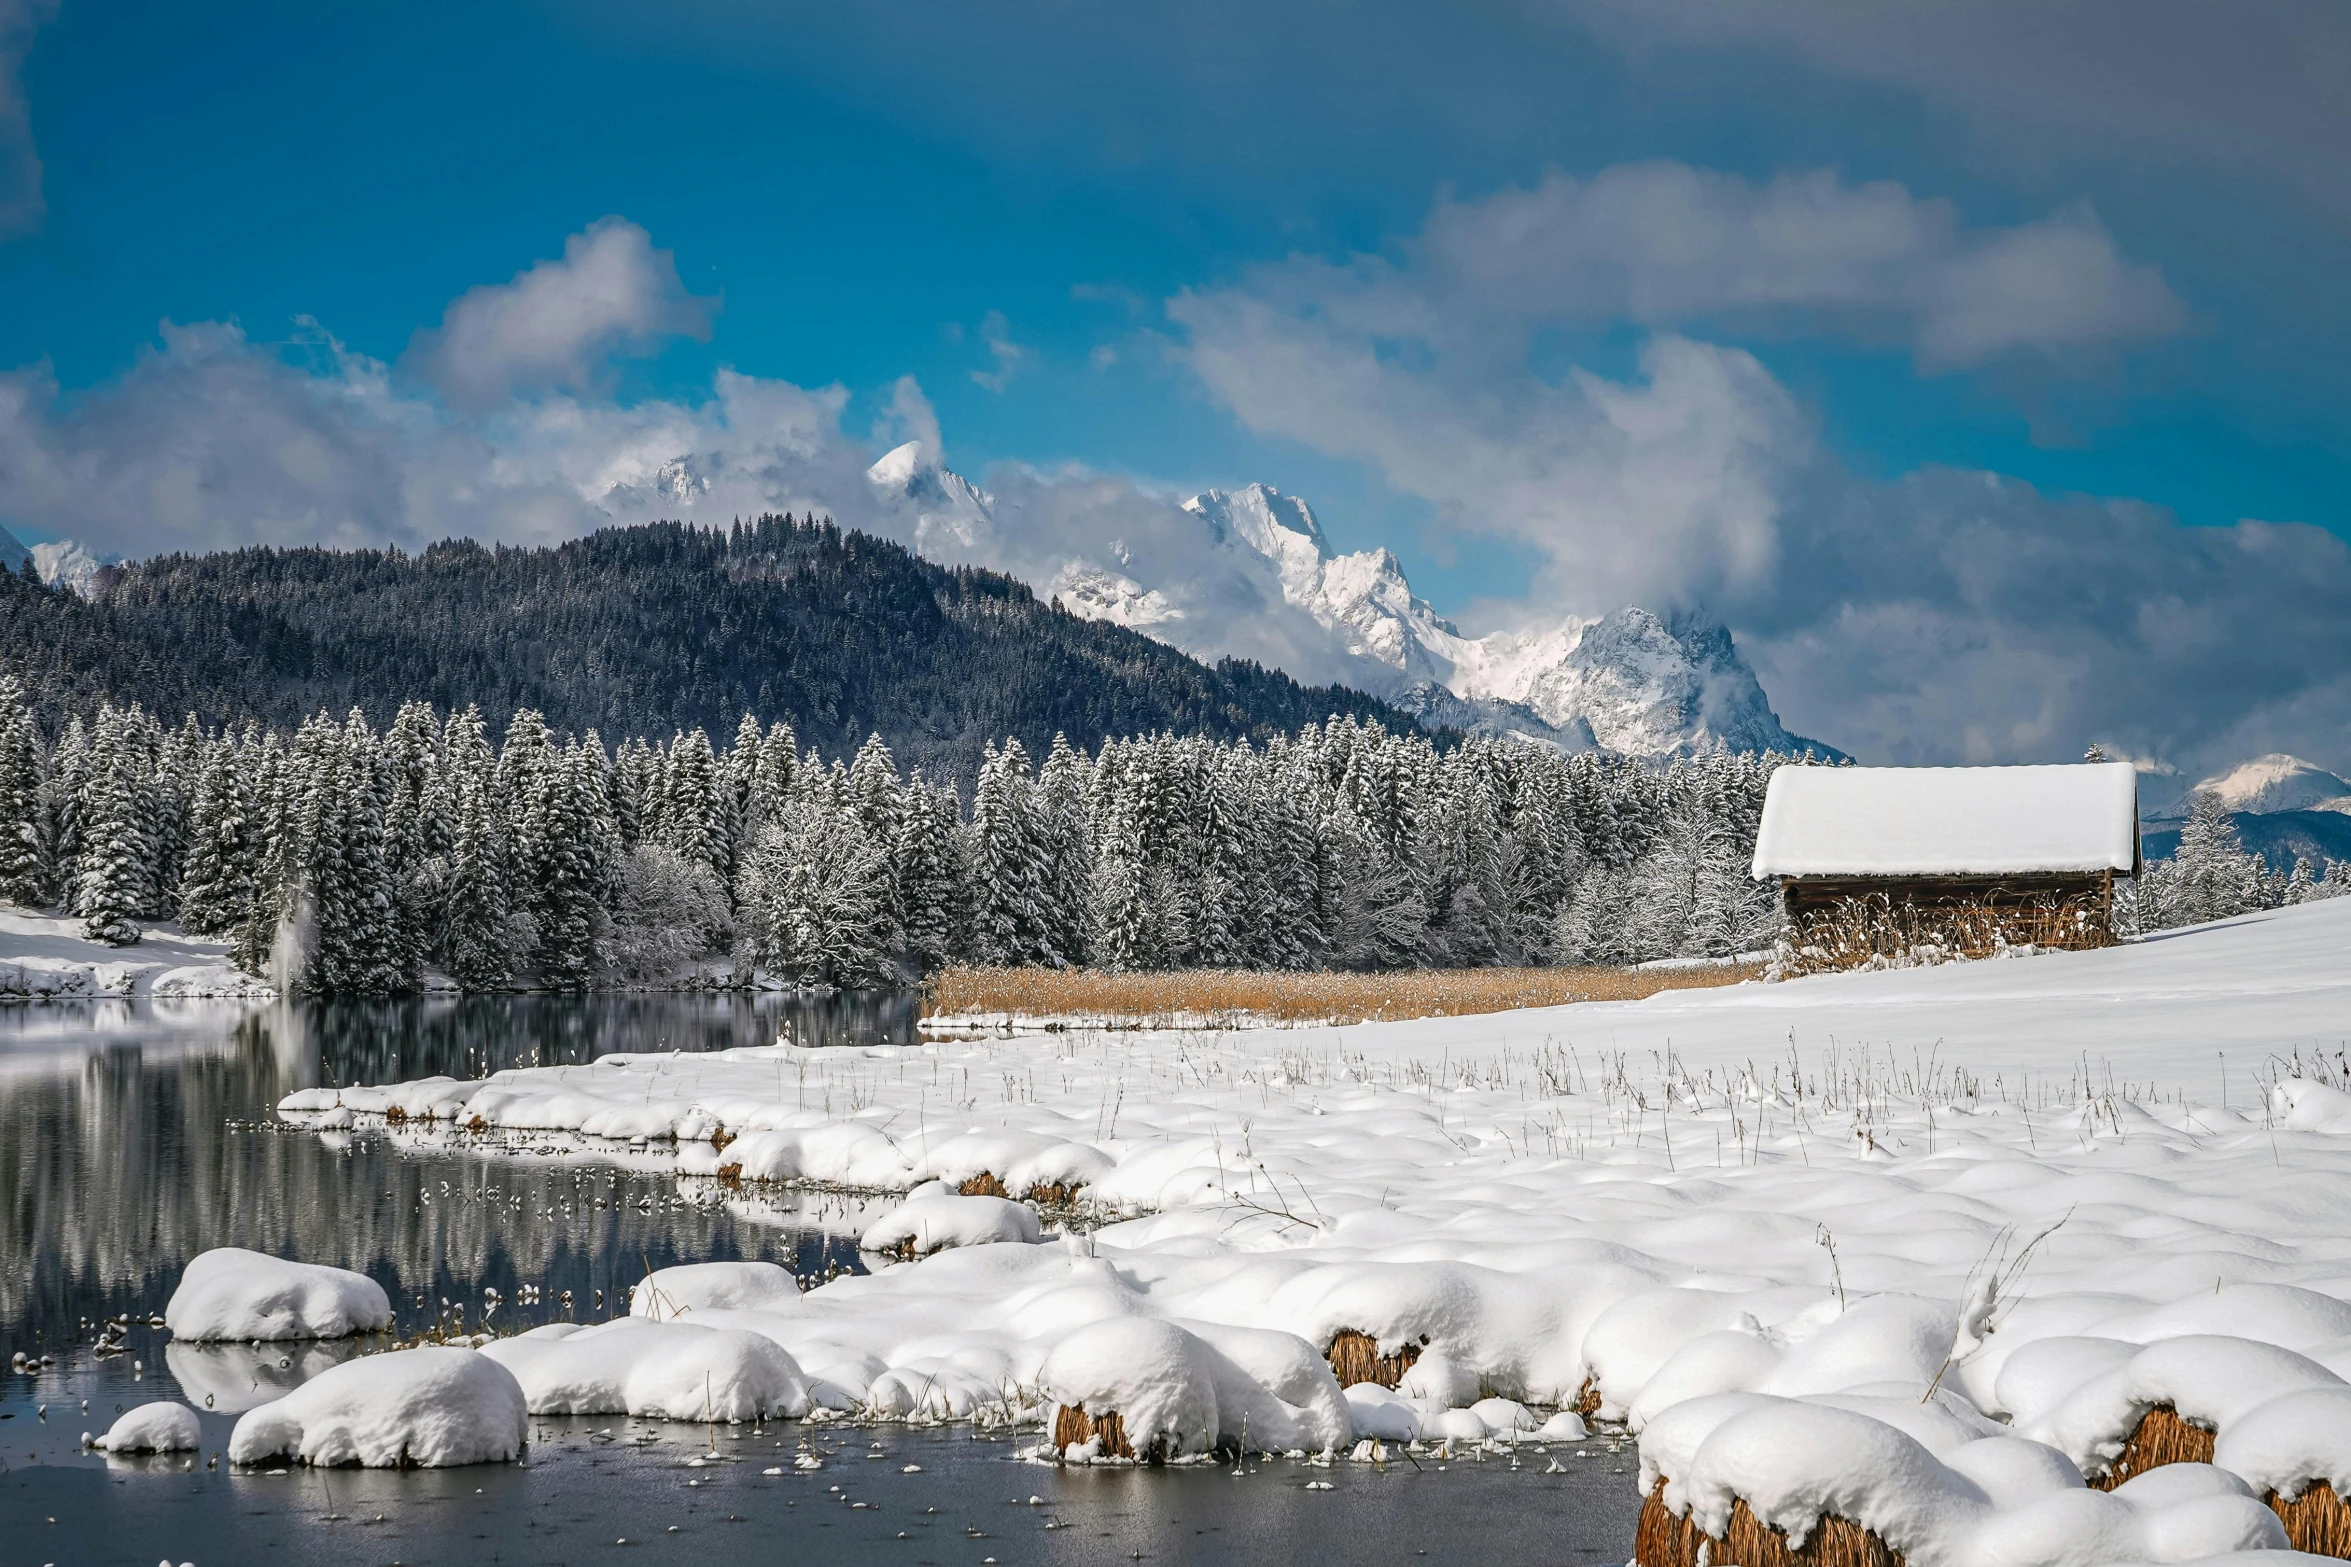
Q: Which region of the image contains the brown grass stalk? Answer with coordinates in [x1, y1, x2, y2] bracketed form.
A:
[2087, 1405, 2214, 1489]
[1637, 1480, 1904, 1567]
[1325, 1329, 1422, 1389]
[2270, 1481, 2351, 1558]
[923, 962, 1760, 1027]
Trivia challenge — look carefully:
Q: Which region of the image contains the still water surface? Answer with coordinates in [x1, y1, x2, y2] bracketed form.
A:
[0, 994, 1640, 1565]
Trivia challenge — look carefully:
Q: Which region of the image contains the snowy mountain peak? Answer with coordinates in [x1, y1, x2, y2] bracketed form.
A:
[1175, 483, 1818, 756]
[2188, 754, 2351, 816]
[0, 523, 114, 596]
[1186, 483, 1333, 566]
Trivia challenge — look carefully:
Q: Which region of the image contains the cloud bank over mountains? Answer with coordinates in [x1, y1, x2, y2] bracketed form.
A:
[0, 190, 2343, 776]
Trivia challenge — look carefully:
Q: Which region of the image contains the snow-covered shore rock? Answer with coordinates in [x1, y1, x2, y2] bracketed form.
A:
[92, 1402, 202, 1453]
[228, 1347, 528, 1468]
[165, 1248, 392, 1341]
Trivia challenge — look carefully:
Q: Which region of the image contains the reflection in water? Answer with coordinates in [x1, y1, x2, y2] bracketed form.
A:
[0, 992, 904, 1361]
[164, 1337, 363, 1413]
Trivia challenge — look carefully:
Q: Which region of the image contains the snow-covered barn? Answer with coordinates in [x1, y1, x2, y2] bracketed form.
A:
[1752, 762, 2141, 970]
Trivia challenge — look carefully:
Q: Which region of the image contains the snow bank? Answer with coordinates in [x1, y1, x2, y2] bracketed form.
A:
[283, 899, 2351, 1531]
[165, 1248, 392, 1341]
[0, 909, 275, 999]
[93, 1402, 201, 1453]
[228, 1347, 527, 1468]
[860, 1192, 1042, 1257]
[480, 1319, 809, 1421]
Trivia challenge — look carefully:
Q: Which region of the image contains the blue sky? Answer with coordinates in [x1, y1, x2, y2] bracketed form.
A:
[2, 0, 2348, 771]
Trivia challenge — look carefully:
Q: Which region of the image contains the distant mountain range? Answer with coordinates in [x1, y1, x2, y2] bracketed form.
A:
[0, 516, 1417, 784]
[2141, 753, 2351, 871]
[868, 450, 1836, 760]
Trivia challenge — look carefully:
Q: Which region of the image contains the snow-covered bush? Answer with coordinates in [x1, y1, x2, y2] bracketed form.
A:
[604, 843, 730, 979]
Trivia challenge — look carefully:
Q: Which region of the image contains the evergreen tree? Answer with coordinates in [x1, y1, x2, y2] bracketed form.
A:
[440, 706, 512, 989]
[177, 730, 257, 936]
[0, 673, 42, 906]
[73, 705, 152, 946]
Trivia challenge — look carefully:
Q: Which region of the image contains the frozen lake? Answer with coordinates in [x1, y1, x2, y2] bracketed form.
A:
[0, 995, 1640, 1565]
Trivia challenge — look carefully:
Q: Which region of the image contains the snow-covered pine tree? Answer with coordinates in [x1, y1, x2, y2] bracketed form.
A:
[38, 714, 89, 909]
[1034, 733, 1095, 968]
[968, 738, 1059, 966]
[658, 728, 726, 884]
[177, 730, 255, 936]
[381, 700, 447, 981]
[73, 705, 154, 947]
[524, 740, 613, 989]
[0, 673, 42, 907]
[439, 706, 511, 989]
[895, 773, 966, 972]
[295, 711, 402, 994]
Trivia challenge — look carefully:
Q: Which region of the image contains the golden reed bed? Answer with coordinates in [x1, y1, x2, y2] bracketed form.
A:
[922, 961, 1760, 1028]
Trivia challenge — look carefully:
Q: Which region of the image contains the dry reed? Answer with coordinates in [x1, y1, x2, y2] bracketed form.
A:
[1637, 1481, 1904, 1567]
[1053, 1404, 1138, 1460]
[923, 962, 1760, 1028]
[2087, 1405, 2214, 1489]
[1325, 1329, 1422, 1389]
[1780, 891, 2116, 977]
[956, 1172, 1083, 1205]
[2269, 1481, 2351, 1557]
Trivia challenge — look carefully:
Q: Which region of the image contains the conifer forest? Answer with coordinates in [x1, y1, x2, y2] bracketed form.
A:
[0, 670, 1804, 992]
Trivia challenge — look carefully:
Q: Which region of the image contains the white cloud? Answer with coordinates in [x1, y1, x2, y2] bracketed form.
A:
[1167, 170, 2348, 775]
[0, 0, 57, 239]
[969, 310, 1027, 393]
[406, 218, 716, 411]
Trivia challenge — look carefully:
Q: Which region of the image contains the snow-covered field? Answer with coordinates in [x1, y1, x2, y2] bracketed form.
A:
[273, 899, 2351, 1563]
[0, 906, 272, 999]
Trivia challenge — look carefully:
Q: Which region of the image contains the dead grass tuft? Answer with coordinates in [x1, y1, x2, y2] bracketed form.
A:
[2088, 1405, 2214, 1489]
[1637, 1481, 1904, 1567]
[1053, 1404, 1140, 1461]
[2270, 1481, 2351, 1558]
[923, 962, 1760, 1027]
[1326, 1328, 1422, 1389]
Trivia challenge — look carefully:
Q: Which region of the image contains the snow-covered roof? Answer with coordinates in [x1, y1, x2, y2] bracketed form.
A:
[1751, 762, 2141, 879]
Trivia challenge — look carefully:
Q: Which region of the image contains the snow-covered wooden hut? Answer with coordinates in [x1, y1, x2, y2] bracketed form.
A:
[1752, 762, 2141, 970]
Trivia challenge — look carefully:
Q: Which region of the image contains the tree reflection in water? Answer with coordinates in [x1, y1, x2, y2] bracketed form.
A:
[0, 991, 905, 1360]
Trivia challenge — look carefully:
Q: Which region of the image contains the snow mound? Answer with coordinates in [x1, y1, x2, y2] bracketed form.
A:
[94, 1402, 201, 1453]
[2213, 1388, 2351, 1501]
[907, 1129, 1113, 1196]
[2017, 1336, 2344, 1477]
[165, 1248, 392, 1341]
[480, 1319, 809, 1421]
[1658, 1398, 2289, 1567]
[860, 1193, 1043, 1257]
[1040, 1315, 1348, 1459]
[229, 1347, 527, 1468]
[631, 1260, 803, 1318]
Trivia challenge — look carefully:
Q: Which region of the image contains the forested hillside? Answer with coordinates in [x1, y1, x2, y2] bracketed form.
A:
[0, 515, 1418, 782]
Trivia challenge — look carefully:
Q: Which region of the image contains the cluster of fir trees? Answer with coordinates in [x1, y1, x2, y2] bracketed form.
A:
[0, 673, 1796, 992]
[2131, 790, 2349, 931]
